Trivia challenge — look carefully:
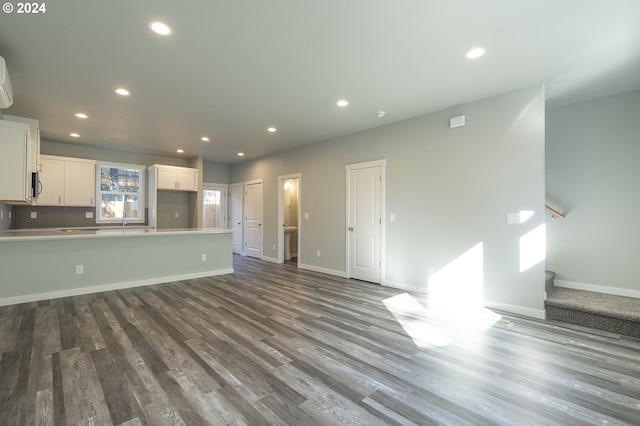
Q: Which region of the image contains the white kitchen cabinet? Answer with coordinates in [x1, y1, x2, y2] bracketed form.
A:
[0, 120, 32, 203]
[154, 165, 198, 191]
[37, 156, 64, 205]
[38, 155, 96, 206]
[147, 164, 200, 229]
[64, 160, 96, 206]
[3, 115, 40, 192]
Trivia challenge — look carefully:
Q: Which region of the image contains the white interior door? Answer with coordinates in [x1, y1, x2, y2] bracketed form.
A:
[347, 163, 383, 283]
[244, 181, 263, 258]
[230, 183, 243, 254]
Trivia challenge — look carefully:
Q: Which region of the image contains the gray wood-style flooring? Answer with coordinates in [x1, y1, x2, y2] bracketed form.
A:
[1, 255, 640, 425]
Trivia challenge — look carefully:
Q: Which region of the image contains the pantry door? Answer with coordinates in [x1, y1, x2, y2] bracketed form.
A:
[244, 180, 263, 259]
[346, 160, 385, 284]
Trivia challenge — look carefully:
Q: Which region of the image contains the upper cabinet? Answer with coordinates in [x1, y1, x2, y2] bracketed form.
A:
[38, 155, 96, 206]
[3, 115, 40, 182]
[0, 119, 32, 203]
[152, 164, 198, 191]
[37, 156, 64, 205]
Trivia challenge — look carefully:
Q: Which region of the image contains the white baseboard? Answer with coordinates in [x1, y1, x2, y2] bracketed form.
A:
[0, 268, 234, 307]
[297, 263, 347, 278]
[382, 279, 428, 295]
[382, 280, 544, 319]
[261, 256, 280, 264]
[555, 280, 640, 299]
[483, 300, 546, 320]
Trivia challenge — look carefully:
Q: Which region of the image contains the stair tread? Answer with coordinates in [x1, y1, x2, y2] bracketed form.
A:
[546, 287, 640, 322]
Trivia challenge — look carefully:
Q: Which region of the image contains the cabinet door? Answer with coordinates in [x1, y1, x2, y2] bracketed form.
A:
[38, 157, 64, 205]
[157, 167, 177, 190]
[176, 169, 196, 191]
[0, 123, 29, 202]
[64, 161, 96, 206]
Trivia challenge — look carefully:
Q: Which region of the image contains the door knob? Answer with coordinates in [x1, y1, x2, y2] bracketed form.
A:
[348, 227, 354, 231]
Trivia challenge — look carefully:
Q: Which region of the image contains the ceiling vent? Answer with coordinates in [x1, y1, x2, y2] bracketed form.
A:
[0, 56, 14, 108]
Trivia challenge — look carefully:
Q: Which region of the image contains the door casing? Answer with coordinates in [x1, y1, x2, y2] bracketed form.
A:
[277, 173, 302, 264]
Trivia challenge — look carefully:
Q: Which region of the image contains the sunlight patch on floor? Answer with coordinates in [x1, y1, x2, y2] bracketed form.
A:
[383, 293, 502, 350]
[384, 242, 501, 350]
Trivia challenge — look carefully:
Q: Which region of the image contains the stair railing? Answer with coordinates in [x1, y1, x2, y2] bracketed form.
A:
[545, 204, 565, 219]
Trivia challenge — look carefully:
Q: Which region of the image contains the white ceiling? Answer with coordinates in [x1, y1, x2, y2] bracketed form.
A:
[1, 0, 639, 164]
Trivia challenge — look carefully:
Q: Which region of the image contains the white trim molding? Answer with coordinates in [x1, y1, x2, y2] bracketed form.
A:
[382, 279, 428, 295]
[483, 300, 546, 320]
[298, 263, 347, 278]
[0, 268, 233, 307]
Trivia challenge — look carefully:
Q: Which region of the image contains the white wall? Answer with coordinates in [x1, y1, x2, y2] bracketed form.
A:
[231, 86, 546, 317]
[546, 89, 640, 295]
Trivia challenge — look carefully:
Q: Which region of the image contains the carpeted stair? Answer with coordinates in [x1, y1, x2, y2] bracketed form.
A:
[545, 271, 640, 338]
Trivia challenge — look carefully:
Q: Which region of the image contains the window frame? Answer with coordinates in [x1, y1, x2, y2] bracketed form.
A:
[95, 161, 146, 224]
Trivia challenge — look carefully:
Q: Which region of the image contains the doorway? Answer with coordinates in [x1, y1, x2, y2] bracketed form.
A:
[346, 160, 385, 283]
[202, 183, 228, 229]
[277, 173, 301, 265]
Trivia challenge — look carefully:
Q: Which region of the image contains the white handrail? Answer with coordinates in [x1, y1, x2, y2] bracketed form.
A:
[545, 204, 565, 219]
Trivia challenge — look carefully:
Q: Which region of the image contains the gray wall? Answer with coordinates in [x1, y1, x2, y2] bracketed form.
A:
[203, 160, 231, 184]
[0, 231, 233, 304]
[546, 89, 640, 292]
[231, 86, 546, 315]
[41, 140, 191, 167]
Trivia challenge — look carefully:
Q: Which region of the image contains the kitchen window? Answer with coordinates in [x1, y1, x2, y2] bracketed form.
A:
[96, 162, 145, 223]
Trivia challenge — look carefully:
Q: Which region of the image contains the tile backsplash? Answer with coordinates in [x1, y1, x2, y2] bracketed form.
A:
[0, 203, 11, 231]
[10, 205, 148, 229]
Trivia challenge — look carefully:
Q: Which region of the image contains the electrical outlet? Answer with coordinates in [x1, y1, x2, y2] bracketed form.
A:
[31, 212, 37, 219]
[174, 212, 179, 218]
[201, 254, 206, 261]
[304, 213, 309, 220]
[85, 211, 94, 219]
[427, 266, 434, 276]
[272, 244, 276, 250]
[316, 250, 321, 257]
[75, 265, 84, 274]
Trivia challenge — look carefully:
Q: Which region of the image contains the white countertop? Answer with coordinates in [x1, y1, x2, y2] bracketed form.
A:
[0, 227, 232, 242]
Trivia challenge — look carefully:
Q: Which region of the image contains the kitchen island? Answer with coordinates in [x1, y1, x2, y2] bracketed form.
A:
[0, 228, 233, 306]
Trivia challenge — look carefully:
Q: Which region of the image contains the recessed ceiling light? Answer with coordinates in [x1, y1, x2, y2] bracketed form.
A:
[149, 21, 173, 36]
[176, 149, 184, 153]
[336, 100, 349, 107]
[201, 137, 210, 142]
[75, 113, 88, 119]
[237, 152, 245, 157]
[267, 127, 277, 133]
[465, 47, 487, 59]
[70, 133, 80, 138]
[115, 88, 130, 96]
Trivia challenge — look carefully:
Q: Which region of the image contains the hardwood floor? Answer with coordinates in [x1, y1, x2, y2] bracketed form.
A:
[1, 255, 640, 425]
